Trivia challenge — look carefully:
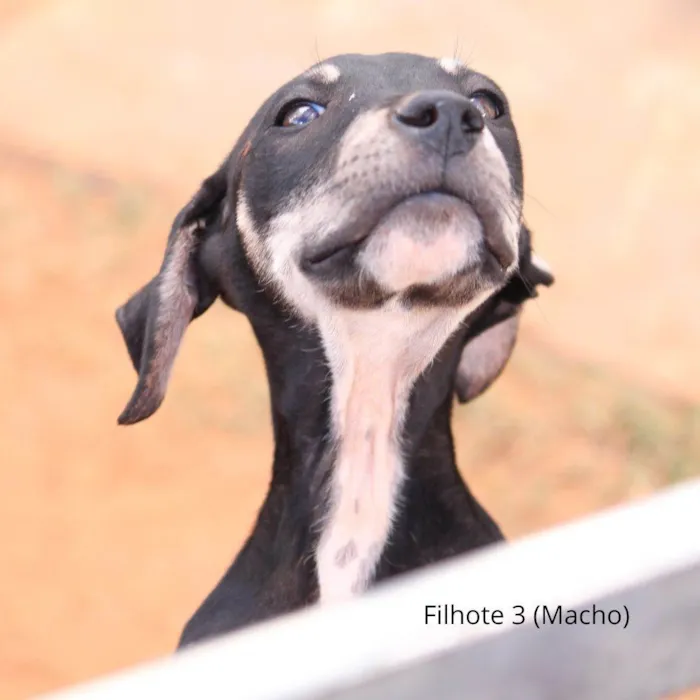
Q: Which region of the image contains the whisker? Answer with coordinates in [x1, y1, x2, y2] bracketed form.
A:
[490, 197, 552, 327]
[493, 196, 521, 224]
[311, 38, 324, 70]
[459, 38, 477, 67]
[515, 268, 535, 295]
[515, 268, 551, 326]
[523, 191, 556, 219]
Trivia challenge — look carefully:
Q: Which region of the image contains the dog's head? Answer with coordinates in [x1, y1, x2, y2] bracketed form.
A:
[116, 53, 554, 425]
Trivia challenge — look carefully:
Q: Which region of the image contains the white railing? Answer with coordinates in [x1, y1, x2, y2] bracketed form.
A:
[40, 479, 700, 700]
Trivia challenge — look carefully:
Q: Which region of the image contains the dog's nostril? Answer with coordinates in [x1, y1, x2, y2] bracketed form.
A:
[461, 107, 484, 133]
[396, 104, 439, 129]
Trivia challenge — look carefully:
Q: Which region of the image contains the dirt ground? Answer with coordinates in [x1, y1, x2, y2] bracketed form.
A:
[0, 1, 698, 698]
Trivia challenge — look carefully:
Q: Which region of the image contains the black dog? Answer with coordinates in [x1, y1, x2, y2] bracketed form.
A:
[115, 52, 554, 647]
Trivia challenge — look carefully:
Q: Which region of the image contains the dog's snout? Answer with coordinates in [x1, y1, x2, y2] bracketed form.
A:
[394, 97, 440, 130]
[393, 90, 485, 150]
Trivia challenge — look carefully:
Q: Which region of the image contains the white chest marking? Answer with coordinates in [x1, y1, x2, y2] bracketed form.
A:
[314, 294, 490, 603]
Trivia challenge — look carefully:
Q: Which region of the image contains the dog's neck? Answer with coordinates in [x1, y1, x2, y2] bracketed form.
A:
[242, 293, 503, 607]
[313, 300, 487, 603]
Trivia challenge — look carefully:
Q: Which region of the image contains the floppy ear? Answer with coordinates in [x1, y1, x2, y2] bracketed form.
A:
[454, 239, 554, 404]
[115, 162, 230, 425]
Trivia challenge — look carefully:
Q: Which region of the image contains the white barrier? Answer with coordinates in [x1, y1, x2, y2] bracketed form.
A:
[40, 479, 700, 700]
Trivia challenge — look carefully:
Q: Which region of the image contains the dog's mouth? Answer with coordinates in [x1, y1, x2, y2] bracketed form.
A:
[301, 191, 465, 268]
[301, 189, 513, 276]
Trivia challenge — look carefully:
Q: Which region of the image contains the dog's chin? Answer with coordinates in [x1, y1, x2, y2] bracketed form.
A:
[356, 193, 484, 295]
[299, 192, 511, 309]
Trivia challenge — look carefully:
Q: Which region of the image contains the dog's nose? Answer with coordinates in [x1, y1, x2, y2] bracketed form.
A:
[393, 90, 484, 155]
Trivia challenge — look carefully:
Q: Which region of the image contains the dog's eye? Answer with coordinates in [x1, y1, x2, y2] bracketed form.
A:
[277, 101, 326, 128]
[469, 92, 504, 120]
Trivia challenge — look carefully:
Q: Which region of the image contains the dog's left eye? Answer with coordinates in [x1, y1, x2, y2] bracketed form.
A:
[469, 92, 504, 120]
[277, 101, 326, 128]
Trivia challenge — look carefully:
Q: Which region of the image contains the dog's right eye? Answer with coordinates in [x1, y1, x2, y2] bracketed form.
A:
[276, 101, 326, 128]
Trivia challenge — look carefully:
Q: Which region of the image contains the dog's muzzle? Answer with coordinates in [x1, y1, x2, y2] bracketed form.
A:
[297, 90, 519, 306]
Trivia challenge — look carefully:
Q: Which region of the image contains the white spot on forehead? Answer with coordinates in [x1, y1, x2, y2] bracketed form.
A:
[438, 56, 464, 75]
[349, 92, 356, 102]
[306, 62, 341, 84]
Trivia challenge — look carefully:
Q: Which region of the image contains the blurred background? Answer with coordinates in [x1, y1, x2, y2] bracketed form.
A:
[0, 0, 698, 697]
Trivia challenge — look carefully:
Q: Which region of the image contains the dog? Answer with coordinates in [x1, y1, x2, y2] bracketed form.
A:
[115, 52, 554, 647]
